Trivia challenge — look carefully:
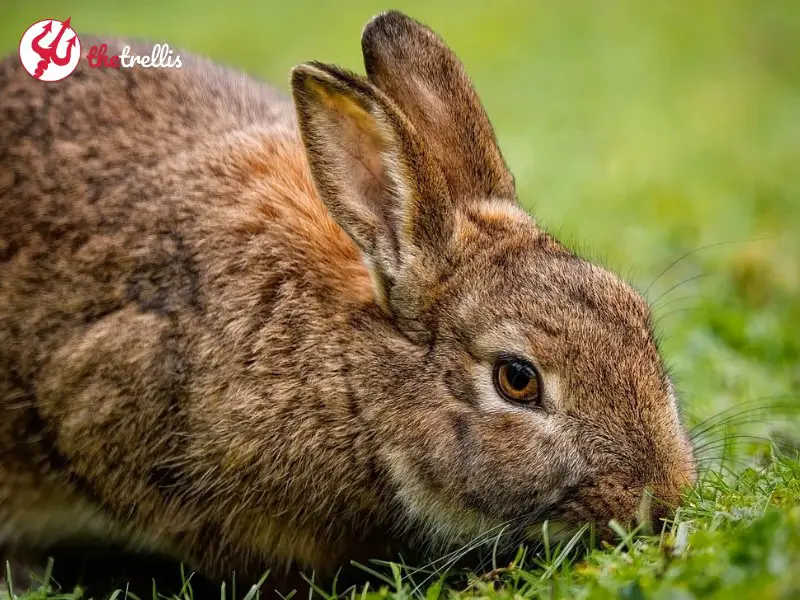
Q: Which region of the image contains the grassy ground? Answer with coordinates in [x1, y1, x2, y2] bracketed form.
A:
[2, 0, 799, 598]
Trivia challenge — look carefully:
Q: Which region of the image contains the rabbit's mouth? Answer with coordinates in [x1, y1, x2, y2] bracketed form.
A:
[545, 473, 691, 539]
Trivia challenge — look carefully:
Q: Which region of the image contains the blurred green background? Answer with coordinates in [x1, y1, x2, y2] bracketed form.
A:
[1, 0, 798, 426]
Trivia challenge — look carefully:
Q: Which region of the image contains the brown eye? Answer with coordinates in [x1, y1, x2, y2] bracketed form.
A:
[493, 358, 541, 405]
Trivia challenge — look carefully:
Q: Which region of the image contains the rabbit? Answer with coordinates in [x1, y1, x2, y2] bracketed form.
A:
[0, 10, 696, 592]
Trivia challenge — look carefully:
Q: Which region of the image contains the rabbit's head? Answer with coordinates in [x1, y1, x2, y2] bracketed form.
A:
[290, 11, 695, 545]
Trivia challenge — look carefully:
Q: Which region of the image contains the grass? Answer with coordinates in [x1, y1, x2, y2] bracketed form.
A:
[1, 0, 799, 598]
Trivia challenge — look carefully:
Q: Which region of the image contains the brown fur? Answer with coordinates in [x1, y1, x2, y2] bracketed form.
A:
[0, 12, 695, 592]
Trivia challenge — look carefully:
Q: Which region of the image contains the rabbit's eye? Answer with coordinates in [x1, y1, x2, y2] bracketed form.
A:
[493, 358, 541, 405]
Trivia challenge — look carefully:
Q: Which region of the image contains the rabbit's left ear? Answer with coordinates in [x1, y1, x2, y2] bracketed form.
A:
[291, 62, 453, 313]
[362, 11, 516, 202]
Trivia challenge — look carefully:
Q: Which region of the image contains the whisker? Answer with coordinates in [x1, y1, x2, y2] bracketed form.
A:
[408, 506, 550, 594]
[688, 396, 800, 438]
[694, 455, 752, 467]
[690, 415, 800, 446]
[408, 532, 499, 595]
[475, 522, 542, 575]
[695, 457, 756, 476]
[650, 273, 715, 308]
[692, 434, 789, 456]
[654, 306, 715, 322]
[402, 515, 525, 584]
[643, 236, 771, 298]
[691, 414, 800, 444]
[652, 294, 715, 312]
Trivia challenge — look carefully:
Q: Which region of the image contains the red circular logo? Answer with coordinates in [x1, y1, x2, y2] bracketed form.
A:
[19, 18, 81, 81]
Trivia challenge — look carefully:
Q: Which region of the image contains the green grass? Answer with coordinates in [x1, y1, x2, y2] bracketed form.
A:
[1, 0, 799, 598]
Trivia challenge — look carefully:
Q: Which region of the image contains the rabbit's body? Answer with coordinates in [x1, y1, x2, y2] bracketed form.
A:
[1, 40, 387, 577]
[1, 13, 696, 591]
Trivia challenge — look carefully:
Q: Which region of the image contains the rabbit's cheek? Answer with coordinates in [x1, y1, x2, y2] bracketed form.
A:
[376, 411, 578, 545]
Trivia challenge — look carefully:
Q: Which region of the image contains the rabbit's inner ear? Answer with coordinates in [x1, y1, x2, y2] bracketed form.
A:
[291, 63, 419, 292]
[315, 89, 392, 214]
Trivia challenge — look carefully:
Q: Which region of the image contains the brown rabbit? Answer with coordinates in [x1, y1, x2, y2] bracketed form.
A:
[0, 10, 695, 592]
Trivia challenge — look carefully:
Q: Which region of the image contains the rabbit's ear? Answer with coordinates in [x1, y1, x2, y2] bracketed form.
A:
[291, 62, 452, 309]
[362, 11, 515, 202]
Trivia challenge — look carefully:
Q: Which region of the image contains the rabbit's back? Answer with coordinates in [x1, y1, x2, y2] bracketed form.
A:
[0, 39, 374, 564]
[0, 36, 299, 353]
[1, 37, 294, 416]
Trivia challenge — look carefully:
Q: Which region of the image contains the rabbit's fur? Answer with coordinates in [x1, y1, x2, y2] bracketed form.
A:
[0, 11, 695, 587]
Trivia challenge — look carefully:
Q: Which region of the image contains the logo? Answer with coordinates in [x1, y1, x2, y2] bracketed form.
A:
[19, 18, 183, 82]
[19, 17, 81, 81]
[87, 43, 183, 70]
